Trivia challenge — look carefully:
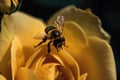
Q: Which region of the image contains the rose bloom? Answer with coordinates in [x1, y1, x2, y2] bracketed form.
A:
[0, 6, 116, 80]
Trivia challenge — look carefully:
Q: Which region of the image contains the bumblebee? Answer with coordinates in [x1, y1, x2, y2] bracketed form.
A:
[34, 15, 68, 53]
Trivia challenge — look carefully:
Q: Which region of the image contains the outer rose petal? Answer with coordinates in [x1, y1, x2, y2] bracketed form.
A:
[48, 5, 110, 42]
[0, 11, 46, 62]
[87, 37, 116, 80]
[73, 37, 116, 80]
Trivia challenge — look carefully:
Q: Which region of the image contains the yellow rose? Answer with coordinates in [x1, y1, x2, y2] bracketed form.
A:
[0, 6, 116, 80]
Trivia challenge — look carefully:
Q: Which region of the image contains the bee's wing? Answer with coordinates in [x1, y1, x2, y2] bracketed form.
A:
[54, 15, 64, 33]
[33, 32, 46, 39]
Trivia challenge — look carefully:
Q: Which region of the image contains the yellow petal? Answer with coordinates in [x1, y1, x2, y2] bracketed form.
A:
[63, 21, 88, 56]
[12, 0, 18, 6]
[25, 49, 42, 68]
[0, 38, 12, 79]
[35, 63, 59, 80]
[58, 21, 88, 69]
[64, 21, 88, 46]
[75, 37, 116, 80]
[25, 47, 48, 70]
[0, 18, 13, 63]
[87, 37, 116, 80]
[80, 73, 88, 80]
[11, 36, 25, 80]
[26, 49, 47, 72]
[48, 5, 110, 42]
[16, 67, 38, 80]
[40, 45, 81, 80]
[84, 8, 92, 14]
[34, 45, 75, 80]
[1, 12, 46, 60]
[0, 74, 7, 80]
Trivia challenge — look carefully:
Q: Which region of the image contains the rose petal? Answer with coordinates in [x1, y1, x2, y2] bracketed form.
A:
[0, 37, 12, 79]
[34, 45, 75, 80]
[12, 0, 18, 6]
[75, 37, 116, 80]
[16, 67, 38, 80]
[0, 74, 7, 80]
[25, 49, 42, 68]
[63, 21, 88, 56]
[48, 5, 110, 42]
[80, 73, 88, 80]
[11, 36, 25, 80]
[35, 63, 59, 80]
[88, 37, 116, 80]
[41, 45, 81, 80]
[57, 21, 88, 70]
[25, 47, 48, 70]
[0, 17, 13, 62]
[1, 12, 46, 60]
[64, 21, 88, 46]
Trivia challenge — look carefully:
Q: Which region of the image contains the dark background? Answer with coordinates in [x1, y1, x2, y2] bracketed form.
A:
[19, 0, 120, 79]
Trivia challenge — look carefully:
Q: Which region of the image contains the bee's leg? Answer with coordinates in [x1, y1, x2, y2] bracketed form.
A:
[47, 41, 52, 53]
[55, 46, 59, 52]
[58, 43, 63, 49]
[60, 45, 63, 49]
[53, 44, 58, 52]
[63, 41, 68, 47]
[53, 43, 59, 52]
[34, 37, 47, 47]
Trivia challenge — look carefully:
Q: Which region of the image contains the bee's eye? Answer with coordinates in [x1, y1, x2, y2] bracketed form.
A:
[45, 26, 56, 34]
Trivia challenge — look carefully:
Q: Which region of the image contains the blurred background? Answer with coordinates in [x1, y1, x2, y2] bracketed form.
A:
[19, 0, 120, 79]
